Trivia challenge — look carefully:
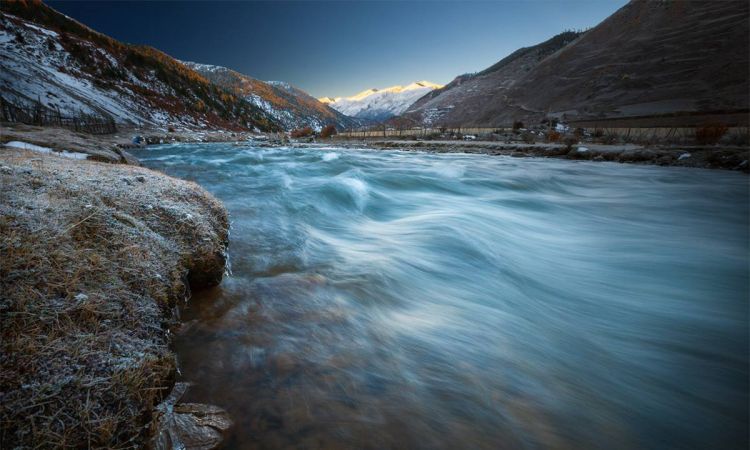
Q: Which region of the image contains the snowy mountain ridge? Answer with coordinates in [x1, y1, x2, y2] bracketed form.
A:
[0, 4, 279, 131]
[320, 81, 442, 121]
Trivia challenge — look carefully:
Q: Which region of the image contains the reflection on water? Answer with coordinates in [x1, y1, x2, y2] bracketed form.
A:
[135, 144, 749, 449]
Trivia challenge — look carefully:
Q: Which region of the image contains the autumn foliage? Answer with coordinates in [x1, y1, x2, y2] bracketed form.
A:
[320, 125, 337, 138]
[290, 126, 314, 138]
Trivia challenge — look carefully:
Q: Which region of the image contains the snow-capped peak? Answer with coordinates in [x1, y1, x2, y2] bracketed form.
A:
[320, 80, 443, 121]
[318, 97, 338, 104]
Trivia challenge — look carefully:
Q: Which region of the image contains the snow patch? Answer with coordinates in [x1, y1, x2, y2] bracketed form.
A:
[5, 141, 89, 159]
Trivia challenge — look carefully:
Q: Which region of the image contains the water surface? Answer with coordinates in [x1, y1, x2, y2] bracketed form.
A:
[135, 143, 748, 450]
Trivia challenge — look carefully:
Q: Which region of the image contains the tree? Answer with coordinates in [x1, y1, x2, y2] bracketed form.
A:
[290, 126, 314, 138]
[320, 124, 337, 138]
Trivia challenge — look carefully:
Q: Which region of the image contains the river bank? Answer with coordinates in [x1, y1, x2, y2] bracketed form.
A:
[0, 123, 277, 164]
[3, 123, 749, 172]
[329, 138, 750, 171]
[0, 147, 231, 448]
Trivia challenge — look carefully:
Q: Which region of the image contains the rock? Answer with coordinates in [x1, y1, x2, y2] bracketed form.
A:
[170, 404, 232, 450]
[0, 165, 12, 174]
[619, 149, 656, 162]
[136, 175, 146, 183]
[122, 177, 133, 185]
[151, 383, 233, 450]
[678, 152, 691, 160]
[657, 155, 674, 165]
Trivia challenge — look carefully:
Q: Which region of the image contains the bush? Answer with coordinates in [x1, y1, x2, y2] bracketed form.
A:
[563, 136, 579, 150]
[521, 132, 536, 144]
[290, 126, 314, 138]
[320, 124, 337, 138]
[167, 126, 176, 133]
[546, 130, 562, 142]
[695, 124, 729, 145]
[513, 120, 524, 131]
[723, 129, 749, 146]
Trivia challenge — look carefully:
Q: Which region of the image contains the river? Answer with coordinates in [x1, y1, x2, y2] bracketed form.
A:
[134, 143, 748, 450]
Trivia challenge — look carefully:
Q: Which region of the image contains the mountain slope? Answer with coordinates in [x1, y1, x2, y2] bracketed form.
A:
[404, 0, 749, 127]
[401, 31, 581, 126]
[182, 61, 358, 131]
[0, 0, 280, 131]
[324, 81, 442, 121]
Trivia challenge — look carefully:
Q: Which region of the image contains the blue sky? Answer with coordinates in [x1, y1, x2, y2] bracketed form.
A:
[48, 1, 628, 97]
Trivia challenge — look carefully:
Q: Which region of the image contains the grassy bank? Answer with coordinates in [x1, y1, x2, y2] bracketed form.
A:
[0, 148, 229, 447]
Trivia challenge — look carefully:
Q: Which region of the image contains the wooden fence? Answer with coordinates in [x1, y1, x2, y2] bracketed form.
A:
[0, 96, 117, 135]
[336, 127, 507, 139]
[336, 124, 749, 144]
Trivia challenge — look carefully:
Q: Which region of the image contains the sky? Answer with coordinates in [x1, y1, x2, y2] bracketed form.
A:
[47, 0, 628, 98]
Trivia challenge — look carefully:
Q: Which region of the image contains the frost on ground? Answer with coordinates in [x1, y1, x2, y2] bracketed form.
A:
[5, 140, 89, 159]
[0, 148, 229, 448]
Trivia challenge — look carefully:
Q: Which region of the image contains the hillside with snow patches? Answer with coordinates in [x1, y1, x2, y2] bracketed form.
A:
[182, 61, 360, 131]
[402, 1, 749, 127]
[320, 81, 442, 121]
[0, 2, 280, 131]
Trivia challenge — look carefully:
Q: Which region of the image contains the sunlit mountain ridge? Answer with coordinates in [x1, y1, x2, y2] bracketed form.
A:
[320, 81, 443, 121]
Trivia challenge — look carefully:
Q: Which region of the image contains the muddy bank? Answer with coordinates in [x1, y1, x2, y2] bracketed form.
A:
[331, 139, 750, 171]
[0, 148, 230, 448]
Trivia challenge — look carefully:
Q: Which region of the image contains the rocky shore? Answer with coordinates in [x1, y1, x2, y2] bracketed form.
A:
[0, 123, 274, 164]
[0, 146, 231, 448]
[331, 139, 750, 172]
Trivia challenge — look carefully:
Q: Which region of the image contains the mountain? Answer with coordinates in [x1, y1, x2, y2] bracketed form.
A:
[402, 31, 581, 126]
[0, 0, 280, 131]
[323, 81, 442, 121]
[403, 0, 749, 127]
[181, 61, 358, 131]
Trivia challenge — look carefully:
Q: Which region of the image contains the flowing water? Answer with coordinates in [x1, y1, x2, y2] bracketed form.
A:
[134, 143, 748, 450]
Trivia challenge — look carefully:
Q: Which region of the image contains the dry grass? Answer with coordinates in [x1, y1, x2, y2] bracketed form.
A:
[695, 124, 729, 145]
[0, 148, 228, 448]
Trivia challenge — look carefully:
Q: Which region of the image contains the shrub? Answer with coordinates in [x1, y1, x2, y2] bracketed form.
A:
[695, 124, 729, 145]
[290, 126, 314, 138]
[320, 124, 337, 138]
[723, 129, 750, 146]
[521, 132, 536, 144]
[168, 126, 176, 133]
[513, 120, 524, 131]
[563, 136, 579, 150]
[546, 130, 562, 142]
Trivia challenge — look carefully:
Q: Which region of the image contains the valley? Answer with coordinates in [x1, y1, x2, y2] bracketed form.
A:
[1, 1, 748, 449]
